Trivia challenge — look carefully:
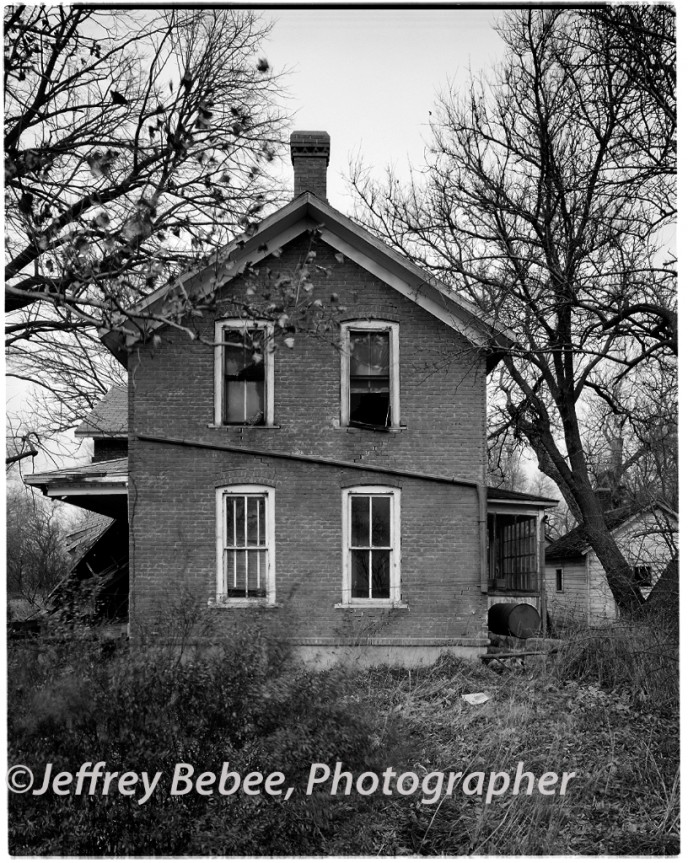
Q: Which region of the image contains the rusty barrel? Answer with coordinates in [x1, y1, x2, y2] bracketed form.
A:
[488, 602, 541, 639]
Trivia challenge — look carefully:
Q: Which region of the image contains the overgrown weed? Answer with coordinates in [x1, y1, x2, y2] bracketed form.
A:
[8, 615, 678, 855]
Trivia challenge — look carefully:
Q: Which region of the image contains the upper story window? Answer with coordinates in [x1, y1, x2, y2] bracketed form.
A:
[340, 321, 399, 429]
[341, 486, 401, 605]
[215, 484, 275, 605]
[214, 320, 274, 426]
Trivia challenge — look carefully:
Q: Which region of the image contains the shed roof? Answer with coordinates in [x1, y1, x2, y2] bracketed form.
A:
[545, 503, 677, 561]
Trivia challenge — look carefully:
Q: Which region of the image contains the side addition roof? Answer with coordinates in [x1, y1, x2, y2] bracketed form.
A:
[487, 487, 558, 507]
[24, 457, 128, 519]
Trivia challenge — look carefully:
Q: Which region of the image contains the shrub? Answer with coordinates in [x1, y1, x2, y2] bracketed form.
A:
[8, 629, 379, 855]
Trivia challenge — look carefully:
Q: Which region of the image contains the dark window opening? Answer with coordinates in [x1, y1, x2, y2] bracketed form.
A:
[349, 331, 390, 428]
[488, 513, 538, 592]
[633, 565, 652, 588]
[555, 567, 563, 592]
[350, 494, 392, 599]
[223, 328, 265, 425]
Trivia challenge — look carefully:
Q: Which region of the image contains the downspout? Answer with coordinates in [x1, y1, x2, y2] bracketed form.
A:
[538, 512, 548, 634]
[586, 553, 591, 626]
[477, 485, 488, 593]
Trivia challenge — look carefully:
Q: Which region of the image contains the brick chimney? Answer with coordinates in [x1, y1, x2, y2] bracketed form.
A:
[290, 130, 330, 200]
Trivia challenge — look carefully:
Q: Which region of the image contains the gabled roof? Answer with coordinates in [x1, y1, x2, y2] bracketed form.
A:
[546, 503, 677, 561]
[102, 192, 516, 371]
[74, 386, 128, 438]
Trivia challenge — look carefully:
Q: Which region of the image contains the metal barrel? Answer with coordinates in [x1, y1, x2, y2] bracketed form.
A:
[488, 602, 541, 639]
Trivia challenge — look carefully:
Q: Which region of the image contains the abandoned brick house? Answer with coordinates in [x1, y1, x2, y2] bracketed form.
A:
[27, 130, 563, 665]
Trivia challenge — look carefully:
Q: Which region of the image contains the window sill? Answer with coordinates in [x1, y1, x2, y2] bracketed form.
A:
[334, 601, 409, 610]
[335, 424, 407, 434]
[207, 424, 281, 430]
[208, 598, 280, 609]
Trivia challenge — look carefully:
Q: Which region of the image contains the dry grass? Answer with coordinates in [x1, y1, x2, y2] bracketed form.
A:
[8, 616, 679, 855]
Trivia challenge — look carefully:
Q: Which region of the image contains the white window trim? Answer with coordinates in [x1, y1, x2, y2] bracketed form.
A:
[214, 484, 276, 606]
[340, 321, 400, 429]
[214, 319, 275, 427]
[339, 485, 402, 607]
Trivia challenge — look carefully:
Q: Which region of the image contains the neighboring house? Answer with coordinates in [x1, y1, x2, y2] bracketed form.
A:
[545, 504, 677, 625]
[26, 130, 557, 665]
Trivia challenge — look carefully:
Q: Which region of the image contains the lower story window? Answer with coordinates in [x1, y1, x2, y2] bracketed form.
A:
[343, 486, 400, 603]
[216, 485, 275, 603]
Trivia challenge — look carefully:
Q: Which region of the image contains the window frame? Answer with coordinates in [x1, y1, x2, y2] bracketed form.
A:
[340, 485, 402, 607]
[214, 319, 275, 427]
[555, 567, 564, 593]
[215, 484, 276, 606]
[340, 321, 400, 429]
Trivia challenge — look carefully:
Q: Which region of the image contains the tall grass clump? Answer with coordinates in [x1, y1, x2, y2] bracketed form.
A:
[551, 610, 678, 714]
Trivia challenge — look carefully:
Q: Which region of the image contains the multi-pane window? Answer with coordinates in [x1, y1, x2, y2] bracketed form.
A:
[214, 320, 274, 426]
[341, 322, 399, 429]
[343, 487, 400, 603]
[216, 486, 275, 603]
[488, 513, 539, 592]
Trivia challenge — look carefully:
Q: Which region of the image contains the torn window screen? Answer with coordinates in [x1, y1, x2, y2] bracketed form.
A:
[223, 328, 265, 424]
[224, 494, 267, 597]
[349, 331, 390, 427]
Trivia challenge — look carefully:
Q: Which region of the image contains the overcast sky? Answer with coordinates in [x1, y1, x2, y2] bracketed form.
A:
[263, 7, 507, 210]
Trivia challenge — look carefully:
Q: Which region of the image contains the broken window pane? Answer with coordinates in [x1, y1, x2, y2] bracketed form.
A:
[349, 331, 390, 427]
[223, 328, 265, 424]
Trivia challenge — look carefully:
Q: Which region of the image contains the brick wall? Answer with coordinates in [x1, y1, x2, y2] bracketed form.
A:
[128, 233, 488, 644]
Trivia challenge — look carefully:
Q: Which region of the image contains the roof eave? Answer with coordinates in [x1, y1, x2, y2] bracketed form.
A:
[100, 193, 519, 363]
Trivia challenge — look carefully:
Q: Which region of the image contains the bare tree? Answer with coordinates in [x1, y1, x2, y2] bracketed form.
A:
[352, 8, 676, 613]
[5, 5, 292, 447]
[5, 6, 288, 330]
[6, 485, 72, 611]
